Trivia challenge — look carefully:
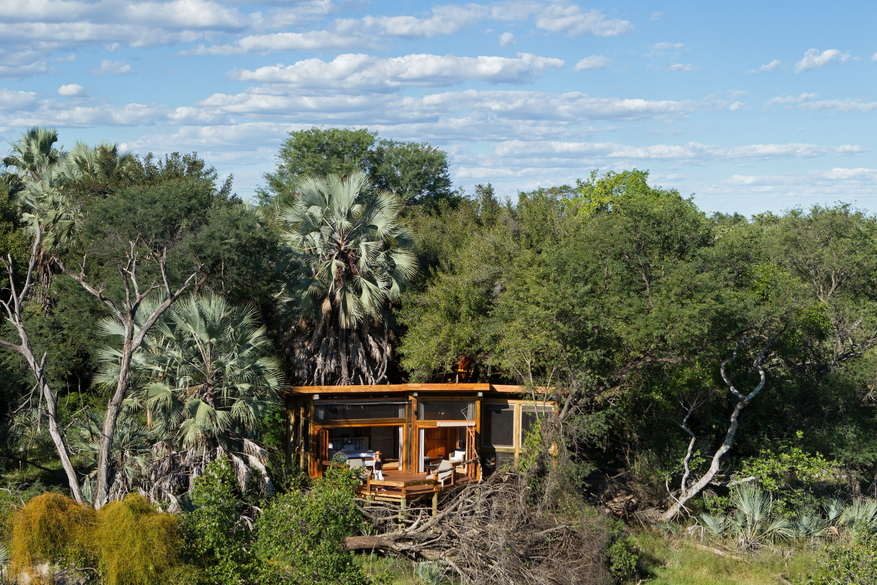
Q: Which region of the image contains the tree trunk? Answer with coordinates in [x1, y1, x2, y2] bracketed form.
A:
[661, 336, 774, 521]
[93, 338, 132, 509]
[1, 239, 86, 505]
[339, 318, 350, 385]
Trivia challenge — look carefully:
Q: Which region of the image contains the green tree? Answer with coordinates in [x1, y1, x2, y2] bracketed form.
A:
[99, 293, 282, 502]
[259, 127, 456, 210]
[279, 172, 417, 385]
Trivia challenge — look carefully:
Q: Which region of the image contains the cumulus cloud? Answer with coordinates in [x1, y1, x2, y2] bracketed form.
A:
[534, 4, 632, 37]
[746, 59, 781, 74]
[795, 48, 849, 72]
[667, 63, 697, 72]
[729, 101, 744, 111]
[0, 89, 39, 111]
[232, 53, 564, 91]
[499, 32, 516, 46]
[574, 55, 611, 71]
[93, 60, 132, 75]
[58, 83, 87, 96]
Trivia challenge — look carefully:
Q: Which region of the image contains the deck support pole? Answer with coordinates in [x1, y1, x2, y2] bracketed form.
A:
[432, 491, 438, 516]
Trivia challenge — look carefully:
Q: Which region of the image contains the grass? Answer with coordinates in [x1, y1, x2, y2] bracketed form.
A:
[636, 531, 820, 585]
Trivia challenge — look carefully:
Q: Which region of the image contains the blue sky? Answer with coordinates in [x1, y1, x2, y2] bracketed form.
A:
[2, 0, 876, 215]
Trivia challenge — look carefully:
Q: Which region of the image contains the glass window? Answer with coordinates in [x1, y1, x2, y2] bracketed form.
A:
[520, 404, 554, 445]
[482, 404, 514, 448]
[314, 401, 406, 422]
[418, 401, 475, 421]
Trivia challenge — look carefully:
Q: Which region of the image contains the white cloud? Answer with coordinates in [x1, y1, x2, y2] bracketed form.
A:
[534, 5, 632, 37]
[800, 99, 877, 113]
[651, 42, 685, 52]
[338, 4, 486, 39]
[667, 63, 697, 72]
[746, 59, 781, 74]
[795, 48, 849, 72]
[729, 101, 744, 111]
[93, 60, 132, 75]
[574, 55, 611, 71]
[650, 12, 662, 20]
[58, 83, 87, 96]
[0, 89, 39, 110]
[499, 32, 516, 46]
[232, 53, 564, 91]
[493, 140, 862, 163]
[187, 30, 371, 55]
[872, 52, 877, 61]
[765, 93, 818, 107]
[765, 93, 877, 113]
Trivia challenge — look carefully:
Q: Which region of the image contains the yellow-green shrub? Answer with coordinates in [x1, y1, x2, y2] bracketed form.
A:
[93, 494, 184, 585]
[9, 492, 96, 575]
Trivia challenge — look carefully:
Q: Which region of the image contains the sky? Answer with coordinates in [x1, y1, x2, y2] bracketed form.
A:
[1, 0, 876, 216]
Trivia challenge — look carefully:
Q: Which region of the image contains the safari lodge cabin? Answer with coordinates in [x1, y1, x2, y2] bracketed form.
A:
[285, 383, 553, 502]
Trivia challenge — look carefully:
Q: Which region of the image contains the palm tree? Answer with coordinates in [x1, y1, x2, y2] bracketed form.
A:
[96, 293, 282, 505]
[278, 172, 417, 385]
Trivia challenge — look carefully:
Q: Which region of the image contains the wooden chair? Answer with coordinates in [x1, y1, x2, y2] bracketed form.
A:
[431, 459, 456, 488]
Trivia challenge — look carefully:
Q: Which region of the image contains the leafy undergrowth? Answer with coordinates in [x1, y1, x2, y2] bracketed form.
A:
[635, 531, 818, 585]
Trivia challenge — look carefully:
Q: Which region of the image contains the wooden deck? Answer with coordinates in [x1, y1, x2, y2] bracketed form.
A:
[359, 468, 471, 504]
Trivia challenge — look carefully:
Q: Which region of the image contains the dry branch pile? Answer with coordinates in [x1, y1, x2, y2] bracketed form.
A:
[346, 470, 611, 585]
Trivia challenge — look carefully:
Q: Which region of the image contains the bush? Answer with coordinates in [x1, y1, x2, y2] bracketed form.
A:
[808, 535, 877, 585]
[254, 465, 368, 585]
[605, 520, 639, 582]
[93, 494, 184, 585]
[182, 455, 255, 584]
[9, 492, 96, 576]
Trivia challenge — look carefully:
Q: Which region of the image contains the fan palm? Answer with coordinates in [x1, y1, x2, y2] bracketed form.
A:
[98, 293, 282, 503]
[279, 172, 417, 385]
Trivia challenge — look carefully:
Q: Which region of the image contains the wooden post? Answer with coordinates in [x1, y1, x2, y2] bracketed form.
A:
[299, 404, 306, 469]
[432, 490, 438, 516]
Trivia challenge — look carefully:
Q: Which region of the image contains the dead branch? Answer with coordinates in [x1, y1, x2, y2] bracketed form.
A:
[348, 469, 610, 585]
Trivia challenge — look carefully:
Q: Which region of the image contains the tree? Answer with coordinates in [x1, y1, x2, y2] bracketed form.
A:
[367, 139, 453, 208]
[278, 172, 417, 385]
[259, 127, 456, 210]
[57, 247, 194, 508]
[114, 293, 281, 502]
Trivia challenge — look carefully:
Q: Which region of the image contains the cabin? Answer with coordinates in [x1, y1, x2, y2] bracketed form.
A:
[285, 383, 553, 503]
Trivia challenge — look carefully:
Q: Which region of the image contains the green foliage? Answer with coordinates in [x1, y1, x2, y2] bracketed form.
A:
[92, 494, 184, 585]
[739, 436, 840, 515]
[700, 484, 794, 549]
[254, 465, 367, 585]
[808, 534, 877, 585]
[414, 561, 449, 585]
[183, 456, 254, 584]
[605, 520, 639, 582]
[260, 127, 455, 210]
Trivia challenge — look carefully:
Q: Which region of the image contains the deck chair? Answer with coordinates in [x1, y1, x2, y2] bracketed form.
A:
[347, 458, 370, 481]
[431, 459, 456, 487]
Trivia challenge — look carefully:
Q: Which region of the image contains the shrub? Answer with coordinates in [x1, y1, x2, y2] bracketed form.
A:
[9, 492, 96, 576]
[92, 494, 184, 585]
[808, 535, 877, 585]
[182, 456, 255, 585]
[605, 520, 639, 582]
[254, 465, 367, 585]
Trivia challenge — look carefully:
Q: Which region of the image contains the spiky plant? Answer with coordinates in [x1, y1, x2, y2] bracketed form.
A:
[415, 561, 449, 585]
[840, 499, 877, 533]
[278, 172, 417, 385]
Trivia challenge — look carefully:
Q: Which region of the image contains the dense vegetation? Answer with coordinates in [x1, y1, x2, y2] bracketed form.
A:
[3, 126, 877, 583]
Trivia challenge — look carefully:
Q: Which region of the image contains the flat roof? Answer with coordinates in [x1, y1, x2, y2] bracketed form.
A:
[285, 383, 532, 395]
